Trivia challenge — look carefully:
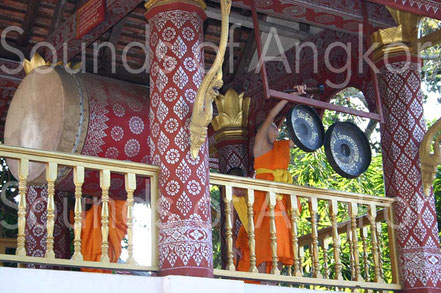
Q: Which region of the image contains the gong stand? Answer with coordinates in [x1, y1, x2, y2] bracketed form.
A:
[249, 0, 384, 123]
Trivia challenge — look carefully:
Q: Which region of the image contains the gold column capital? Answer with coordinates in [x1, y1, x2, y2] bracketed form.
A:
[145, 0, 206, 12]
[211, 88, 250, 143]
[371, 7, 421, 61]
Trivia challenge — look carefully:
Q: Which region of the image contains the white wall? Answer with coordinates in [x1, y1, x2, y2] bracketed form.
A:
[0, 267, 331, 293]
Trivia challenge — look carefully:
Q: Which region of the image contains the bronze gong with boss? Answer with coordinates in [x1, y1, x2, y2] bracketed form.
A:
[284, 86, 372, 179]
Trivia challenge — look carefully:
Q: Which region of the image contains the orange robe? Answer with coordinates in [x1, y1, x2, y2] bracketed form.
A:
[236, 140, 293, 272]
[81, 200, 128, 273]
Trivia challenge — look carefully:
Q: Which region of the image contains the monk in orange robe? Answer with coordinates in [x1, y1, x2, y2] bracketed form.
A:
[81, 199, 128, 273]
[236, 91, 305, 273]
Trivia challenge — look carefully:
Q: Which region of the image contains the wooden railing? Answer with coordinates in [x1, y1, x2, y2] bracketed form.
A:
[0, 144, 159, 272]
[210, 173, 401, 291]
[0, 144, 401, 291]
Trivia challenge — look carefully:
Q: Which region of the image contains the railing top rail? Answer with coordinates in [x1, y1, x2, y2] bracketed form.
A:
[0, 144, 160, 176]
[210, 172, 394, 206]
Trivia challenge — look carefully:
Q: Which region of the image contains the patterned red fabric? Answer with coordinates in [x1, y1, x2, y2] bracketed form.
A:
[146, 3, 212, 277]
[25, 186, 71, 268]
[378, 58, 441, 291]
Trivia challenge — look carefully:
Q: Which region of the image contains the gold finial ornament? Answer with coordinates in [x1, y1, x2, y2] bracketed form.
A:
[145, 0, 206, 11]
[23, 53, 81, 75]
[420, 118, 441, 197]
[23, 53, 49, 75]
[189, 0, 232, 159]
[211, 88, 250, 131]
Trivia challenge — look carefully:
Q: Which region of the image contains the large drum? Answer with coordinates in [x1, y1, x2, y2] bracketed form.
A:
[5, 66, 150, 198]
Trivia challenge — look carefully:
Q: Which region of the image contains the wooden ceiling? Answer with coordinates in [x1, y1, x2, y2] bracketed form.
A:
[0, 0, 321, 86]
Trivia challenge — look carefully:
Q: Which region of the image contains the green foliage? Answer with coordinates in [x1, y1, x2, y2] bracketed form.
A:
[420, 18, 441, 99]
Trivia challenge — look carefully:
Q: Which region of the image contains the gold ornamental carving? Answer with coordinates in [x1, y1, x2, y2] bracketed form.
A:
[212, 88, 250, 131]
[419, 118, 441, 197]
[371, 7, 420, 61]
[23, 53, 81, 75]
[189, 0, 232, 158]
[212, 88, 250, 142]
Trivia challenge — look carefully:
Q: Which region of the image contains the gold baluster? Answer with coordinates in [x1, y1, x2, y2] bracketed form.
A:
[100, 169, 111, 263]
[224, 185, 235, 271]
[330, 200, 343, 280]
[125, 173, 136, 265]
[71, 166, 84, 261]
[368, 204, 383, 282]
[321, 238, 329, 278]
[290, 194, 301, 277]
[16, 158, 28, 257]
[299, 245, 304, 275]
[349, 202, 363, 281]
[268, 191, 279, 275]
[376, 221, 384, 278]
[45, 162, 57, 259]
[347, 222, 356, 280]
[386, 206, 400, 285]
[247, 188, 258, 273]
[309, 197, 322, 278]
[360, 226, 369, 281]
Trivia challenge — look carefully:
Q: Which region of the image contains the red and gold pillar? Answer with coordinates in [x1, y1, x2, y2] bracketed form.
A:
[373, 9, 441, 292]
[212, 88, 250, 268]
[212, 88, 251, 174]
[145, 0, 213, 277]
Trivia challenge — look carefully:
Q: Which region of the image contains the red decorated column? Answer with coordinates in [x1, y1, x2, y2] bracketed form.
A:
[145, 0, 213, 277]
[373, 11, 441, 291]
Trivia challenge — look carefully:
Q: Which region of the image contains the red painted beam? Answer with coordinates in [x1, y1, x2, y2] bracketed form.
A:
[267, 89, 382, 121]
[45, 0, 144, 62]
[250, 0, 269, 99]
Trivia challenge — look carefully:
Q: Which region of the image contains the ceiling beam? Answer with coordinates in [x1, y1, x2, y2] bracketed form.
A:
[205, 6, 310, 40]
[231, 29, 256, 82]
[412, 29, 441, 50]
[45, 0, 144, 62]
[103, 18, 126, 76]
[48, 0, 68, 35]
[16, 0, 42, 47]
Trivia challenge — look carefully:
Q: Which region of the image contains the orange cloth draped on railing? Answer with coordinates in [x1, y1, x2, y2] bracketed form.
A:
[81, 200, 128, 273]
[236, 140, 294, 272]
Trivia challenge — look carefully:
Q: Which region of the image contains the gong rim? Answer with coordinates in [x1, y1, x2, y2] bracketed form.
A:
[286, 104, 325, 152]
[324, 121, 372, 179]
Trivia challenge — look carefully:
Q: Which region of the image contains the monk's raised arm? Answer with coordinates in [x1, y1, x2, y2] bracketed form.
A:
[255, 100, 288, 143]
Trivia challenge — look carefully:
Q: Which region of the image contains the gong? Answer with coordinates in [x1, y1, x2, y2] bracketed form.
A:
[286, 105, 325, 152]
[324, 122, 372, 178]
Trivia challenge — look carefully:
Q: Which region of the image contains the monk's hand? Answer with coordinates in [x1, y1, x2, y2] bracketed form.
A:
[293, 84, 307, 95]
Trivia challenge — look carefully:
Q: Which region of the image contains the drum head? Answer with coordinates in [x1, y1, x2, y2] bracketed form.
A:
[4, 66, 87, 183]
[286, 105, 325, 152]
[324, 122, 372, 178]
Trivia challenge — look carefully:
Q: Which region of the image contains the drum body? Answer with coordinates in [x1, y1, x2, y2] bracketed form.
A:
[5, 67, 150, 198]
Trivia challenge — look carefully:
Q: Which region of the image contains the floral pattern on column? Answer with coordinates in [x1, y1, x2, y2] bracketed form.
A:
[146, 4, 212, 277]
[218, 144, 249, 174]
[379, 60, 441, 291]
